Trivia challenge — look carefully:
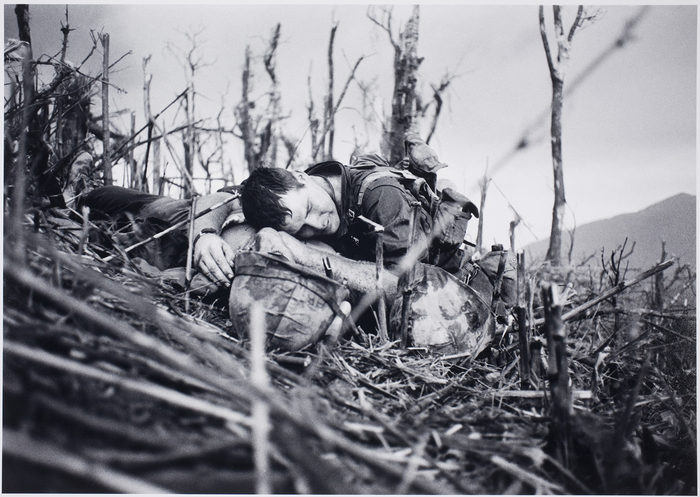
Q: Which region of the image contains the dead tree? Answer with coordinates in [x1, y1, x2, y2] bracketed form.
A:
[237, 46, 258, 172]
[308, 23, 365, 163]
[484, 7, 645, 205]
[539, 6, 593, 266]
[324, 23, 338, 160]
[509, 215, 521, 254]
[541, 282, 571, 465]
[306, 68, 320, 163]
[368, 5, 422, 165]
[142, 55, 156, 193]
[6, 6, 119, 211]
[100, 32, 112, 185]
[235, 26, 283, 173]
[128, 112, 138, 189]
[422, 74, 452, 145]
[476, 165, 490, 253]
[261, 23, 281, 169]
[8, 5, 35, 255]
[165, 28, 214, 196]
[54, 68, 91, 178]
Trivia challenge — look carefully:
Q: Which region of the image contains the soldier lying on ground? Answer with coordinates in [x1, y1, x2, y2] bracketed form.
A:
[78, 146, 516, 353]
[192, 153, 479, 301]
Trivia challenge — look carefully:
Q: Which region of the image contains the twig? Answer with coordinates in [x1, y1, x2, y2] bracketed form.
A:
[534, 259, 675, 327]
[489, 389, 591, 400]
[517, 306, 531, 390]
[109, 88, 189, 159]
[490, 454, 565, 494]
[184, 197, 197, 313]
[250, 304, 272, 494]
[100, 33, 112, 184]
[77, 205, 90, 255]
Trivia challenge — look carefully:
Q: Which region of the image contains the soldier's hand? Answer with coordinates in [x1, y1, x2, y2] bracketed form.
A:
[194, 233, 236, 286]
[249, 228, 303, 263]
[324, 301, 352, 347]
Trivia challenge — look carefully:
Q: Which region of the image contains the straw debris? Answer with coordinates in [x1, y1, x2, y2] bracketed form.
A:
[3, 207, 696, 494]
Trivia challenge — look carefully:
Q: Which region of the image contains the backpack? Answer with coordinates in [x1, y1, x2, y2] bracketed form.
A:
[350, 154, 440, 215]
[350, 154, 478, 252]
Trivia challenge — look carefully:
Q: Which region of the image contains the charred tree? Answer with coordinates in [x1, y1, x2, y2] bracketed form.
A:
[306, 70, 320, 163]
[100, 32, 112, 185]
[261, 23, 281, 169]
[238, 46, 258, 173]
[8, 5, 35, 253]
[142, 56, 155, 193]
[369, 5, 422, 165]
[236, 25, 283, 173]
[476, 167, 489, 253]
[323, 23, 338, 160]
[309, 24, 365, 163]
[539, 5, 584, 266]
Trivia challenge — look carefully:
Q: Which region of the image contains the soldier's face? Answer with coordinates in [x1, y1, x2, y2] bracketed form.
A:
[279, 173, 340, 239]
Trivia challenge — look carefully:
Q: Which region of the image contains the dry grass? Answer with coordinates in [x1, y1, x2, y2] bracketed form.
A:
[3, 206, 696, 494]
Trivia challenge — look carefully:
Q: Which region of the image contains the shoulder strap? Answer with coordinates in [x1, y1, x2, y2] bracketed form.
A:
[356, 170, 404, 207]
[356, 168, 440, 209]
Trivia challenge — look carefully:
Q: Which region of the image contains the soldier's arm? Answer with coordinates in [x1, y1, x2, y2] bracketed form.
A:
[192, 192, 241, 284]
[251, 228, 398, 301]
[192, 192, 238, 234]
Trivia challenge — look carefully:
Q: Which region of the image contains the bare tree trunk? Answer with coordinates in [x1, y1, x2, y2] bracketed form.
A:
[540, 5, 584, 266]
[153, 137, 162, 195]
[101, 33, 112, 185]
[142, 56, 154, 193]
[307, 71, 320, 161]
[324, 24, 338, 160]
[262, 24, 281, 169]
[55, 7, 73, 161]
[542, 282, 571, 465]
[311, 55, 365, 162]
[213, 101, 226, 192]
[240, 46, 257, 173]
[547, 76, 566, 265]
[509, 217, 520, 254]
[653, 241, 667, 311]
[387, 6, 421, 165]
[183, 87, 196, 197]
[128, 112, 138, 189]
[10, 4, 34, 258]
[476, 168, 489, 253]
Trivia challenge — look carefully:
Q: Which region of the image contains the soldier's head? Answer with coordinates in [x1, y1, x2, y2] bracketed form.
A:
[242, 167, 340, 239]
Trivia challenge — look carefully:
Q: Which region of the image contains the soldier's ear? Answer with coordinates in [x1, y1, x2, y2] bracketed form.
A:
[292, 171, 308, 185]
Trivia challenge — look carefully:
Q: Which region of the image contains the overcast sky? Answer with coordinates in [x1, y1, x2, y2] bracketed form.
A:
[4, 3, 697, 250]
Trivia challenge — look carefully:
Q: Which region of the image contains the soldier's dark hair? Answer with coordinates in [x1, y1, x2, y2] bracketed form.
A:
[241, 167, 304, 230]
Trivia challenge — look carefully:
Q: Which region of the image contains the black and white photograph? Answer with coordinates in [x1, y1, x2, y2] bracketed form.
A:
[3, 3, 696, 494]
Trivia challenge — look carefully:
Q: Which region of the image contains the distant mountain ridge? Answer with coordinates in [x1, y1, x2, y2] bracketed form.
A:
[525, 193, 696, 270]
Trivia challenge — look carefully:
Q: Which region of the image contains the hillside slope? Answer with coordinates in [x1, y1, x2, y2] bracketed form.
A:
[525, 193, 696, 269]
